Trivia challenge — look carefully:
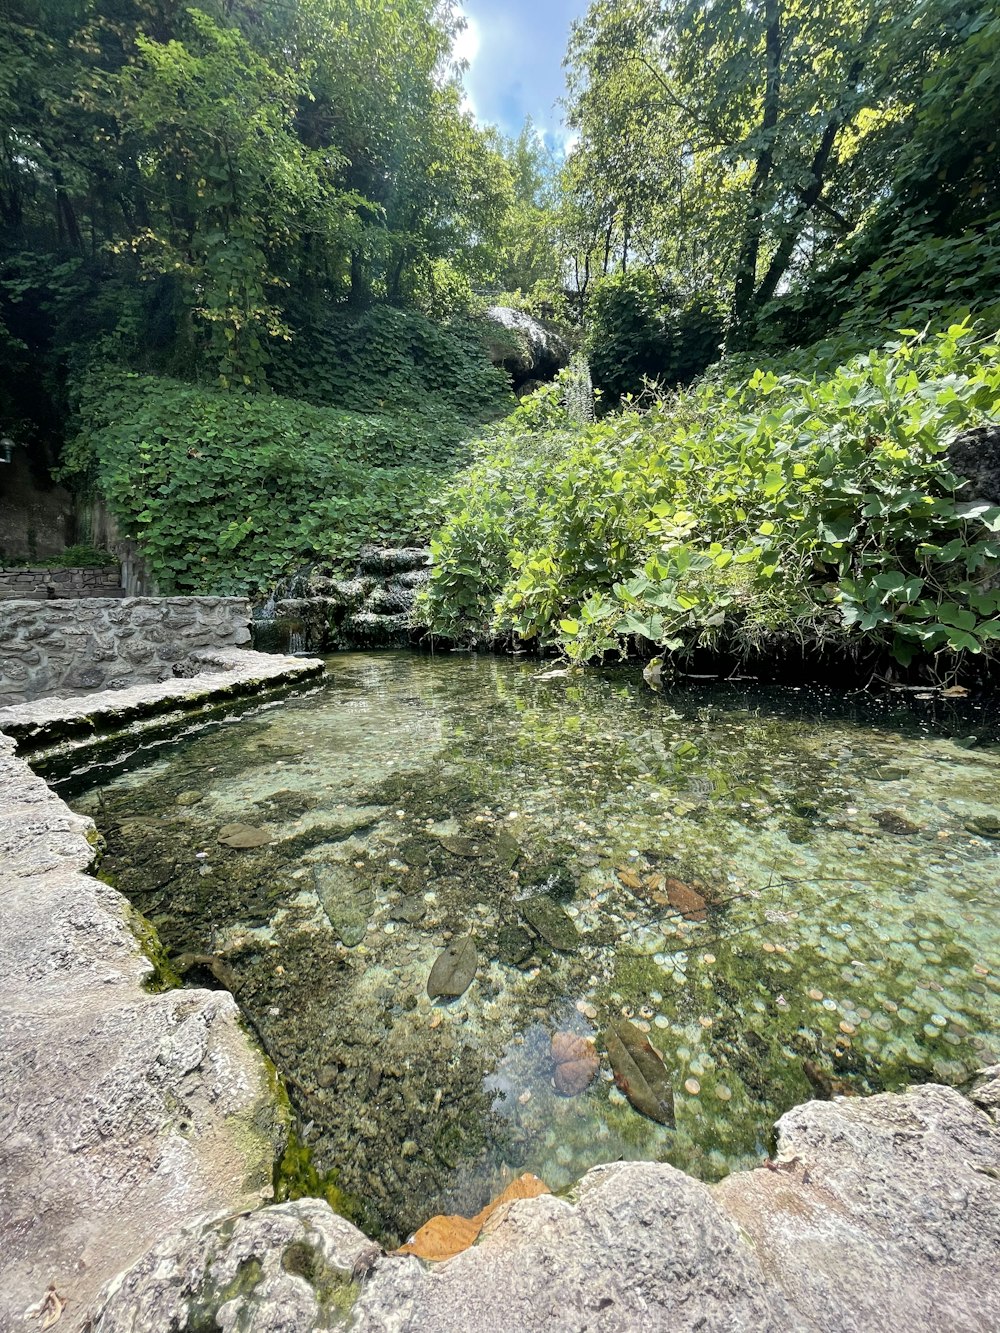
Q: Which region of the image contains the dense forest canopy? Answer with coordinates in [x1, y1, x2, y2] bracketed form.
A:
[2, 0, 998, 407]
[2, 0, 1000, 673]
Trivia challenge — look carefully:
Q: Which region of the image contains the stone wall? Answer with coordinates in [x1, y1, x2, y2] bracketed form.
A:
[0, 596, 252, 705]
[0, 565, 123, 600]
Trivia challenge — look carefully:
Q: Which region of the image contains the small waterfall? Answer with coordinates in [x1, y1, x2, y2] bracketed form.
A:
[288, 629, 306, 655]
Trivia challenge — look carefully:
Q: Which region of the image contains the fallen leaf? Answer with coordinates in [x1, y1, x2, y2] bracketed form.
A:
[427, 936, 477, 998]
[665, 877, 707, 921]
[394, 1213, 480, 1262]
[606, 1020, 676, 1126]
[550, 1032, 599, 1096]
[617, 867, 644, 891]
[395, 1173, 550, 1261]
[941, 685, 969, 697]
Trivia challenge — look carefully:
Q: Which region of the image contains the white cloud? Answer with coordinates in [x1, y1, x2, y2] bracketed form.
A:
[452, 9, 481, 68]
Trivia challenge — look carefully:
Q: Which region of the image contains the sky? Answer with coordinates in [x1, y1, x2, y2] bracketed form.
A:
[454, 1, 589, 148]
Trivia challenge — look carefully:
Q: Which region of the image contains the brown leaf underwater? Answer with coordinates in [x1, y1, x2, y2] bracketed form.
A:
[550, 1032, 599, 1096]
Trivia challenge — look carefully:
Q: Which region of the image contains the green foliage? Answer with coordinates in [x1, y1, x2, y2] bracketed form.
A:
[61, 373, 474, 594]
[269, 305, 512, 420]
[586, 270, 723, 403]
[424, 322, 1000, 672]
[563, 0, 1000, 347]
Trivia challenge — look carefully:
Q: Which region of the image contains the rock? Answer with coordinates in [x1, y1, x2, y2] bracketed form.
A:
[314, 862, 372, 947]
[435, 833, 481, 858]
[390, 897, 427, 925]
[86, 1198, 380, 1332]
[427, 936, 477, 999]
[496, 923, 534, 966]
[948, 423, 1000, 506]
[482, 306, 571, 386]
[0, 732, 285, 1331]
[551, 1033, 599, 1096]
[175, 790, 204, 806]
[665, 876, 707, 922]
[352, 1160, 790, 1331]
[964, 816, 1000, 839]
[217, 822, 272, 848]
[970, 1064, 1000, 1121]
[605, 1020, 676, 1126]
[715, 1084, 1000, 1333]
[520, 894, 581, 951]
[492, 829, 521, 870]
[872, 809, 920, 836]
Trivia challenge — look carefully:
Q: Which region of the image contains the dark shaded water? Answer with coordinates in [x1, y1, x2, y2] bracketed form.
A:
[68, 653, 1000, 1244]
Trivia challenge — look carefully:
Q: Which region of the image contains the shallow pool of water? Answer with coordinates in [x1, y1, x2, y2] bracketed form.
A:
[68, 653, 1000, 1244]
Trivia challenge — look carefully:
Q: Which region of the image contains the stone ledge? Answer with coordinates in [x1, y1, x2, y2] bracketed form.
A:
[0, 729, 289, 1332]
[0, 647, 324, 758]
[85, 1082, 1000, 1333]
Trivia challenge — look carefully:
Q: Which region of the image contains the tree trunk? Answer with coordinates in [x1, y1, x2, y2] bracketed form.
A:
[726, 0, 782, 352]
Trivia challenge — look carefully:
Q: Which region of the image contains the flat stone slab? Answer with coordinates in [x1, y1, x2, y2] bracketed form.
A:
[0, 647, 323, 755]
[0, 731, 287, 1332]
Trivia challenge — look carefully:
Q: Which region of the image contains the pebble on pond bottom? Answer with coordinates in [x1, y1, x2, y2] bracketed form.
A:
[684, 1078, 701, 1095]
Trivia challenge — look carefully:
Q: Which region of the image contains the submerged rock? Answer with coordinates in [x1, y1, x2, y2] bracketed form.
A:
[605, 1019, 676, 1126]
[520, 894, 581, 951]
[390, 896, 427, 925]
[435, 833, 482, 858]
[964, 816, 1000, 839]
[217, 822, 272, 848]
[496, 923, 534, 966]
[313, 862, 373, 947]
[427, 936, 477, 999]
[873, 809, 921, 836]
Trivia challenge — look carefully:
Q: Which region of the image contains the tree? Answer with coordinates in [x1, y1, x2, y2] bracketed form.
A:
[564, 0, 996, 348]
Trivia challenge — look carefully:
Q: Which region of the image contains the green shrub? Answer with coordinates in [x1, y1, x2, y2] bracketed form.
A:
[424, 321, 1000, 673]
[60, 372, 474, 594]
[269, 303, 513, 422]
[586, 270, 723, 404]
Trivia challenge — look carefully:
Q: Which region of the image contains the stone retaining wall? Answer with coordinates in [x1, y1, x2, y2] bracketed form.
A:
[0, 596, 252, 705]
[0, 565, 124, 599]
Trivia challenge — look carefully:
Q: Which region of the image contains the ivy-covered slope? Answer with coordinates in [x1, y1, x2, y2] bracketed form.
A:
[61, 370, 497, 595]
[423, 323, 1000, 675]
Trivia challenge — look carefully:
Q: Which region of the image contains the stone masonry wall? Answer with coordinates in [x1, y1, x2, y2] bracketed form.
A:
[0, 596, 252, 705]
[0, 565, 123, 600]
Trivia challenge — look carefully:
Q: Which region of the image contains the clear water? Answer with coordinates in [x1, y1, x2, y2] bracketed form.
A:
[67, 652, 1000, 1245]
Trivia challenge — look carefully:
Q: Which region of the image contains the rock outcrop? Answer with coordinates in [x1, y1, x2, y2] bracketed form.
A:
[947, 422, 1000, 505]
[0, 728, 288, 1332]
[483, 306, 570, 387]
[79, 1082, 1000, 1332]
[255, 546, 432, 653]
[88, 1199, 381, 1333]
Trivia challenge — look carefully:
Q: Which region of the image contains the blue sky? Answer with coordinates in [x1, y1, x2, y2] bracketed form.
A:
[455, 1, 588, 147]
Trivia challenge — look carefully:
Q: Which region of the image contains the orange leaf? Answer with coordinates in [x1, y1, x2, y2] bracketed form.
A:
[394, 1174, 550, 1262]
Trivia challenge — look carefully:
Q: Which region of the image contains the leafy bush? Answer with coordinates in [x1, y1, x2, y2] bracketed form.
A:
[269, 304, 513, 422]
[585, 270, 723, 404]
[424, 322, 1000, 674]
[61, 372, 475, 594]
[762, 217, 1000, 352]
